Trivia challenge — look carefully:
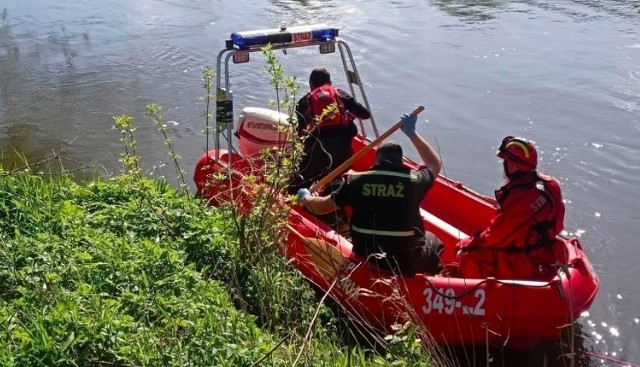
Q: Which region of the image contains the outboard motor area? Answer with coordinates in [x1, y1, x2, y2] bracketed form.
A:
[235, 107, 294, 156]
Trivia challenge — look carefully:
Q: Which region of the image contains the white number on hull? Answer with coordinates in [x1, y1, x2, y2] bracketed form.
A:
[422, 287, 486, 316]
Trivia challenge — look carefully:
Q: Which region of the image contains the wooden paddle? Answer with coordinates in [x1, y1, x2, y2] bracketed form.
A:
[309, 105, 425, 193]
[286, 223, 347, 278]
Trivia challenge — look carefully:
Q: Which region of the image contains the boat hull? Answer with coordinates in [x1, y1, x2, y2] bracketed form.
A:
[194, 134, 600, 349]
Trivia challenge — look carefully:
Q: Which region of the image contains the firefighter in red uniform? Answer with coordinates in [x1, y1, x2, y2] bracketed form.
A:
[297, 112, 444, 276]
[287, 68, 371, 195]
[456, 136, 566, 279]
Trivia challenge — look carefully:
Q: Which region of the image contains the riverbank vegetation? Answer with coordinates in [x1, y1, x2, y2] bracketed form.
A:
[0, 48, 440, 365]
[0, 166, 437, 366]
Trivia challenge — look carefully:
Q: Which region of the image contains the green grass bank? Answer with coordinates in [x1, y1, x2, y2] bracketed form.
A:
[0, 171, 436, 366]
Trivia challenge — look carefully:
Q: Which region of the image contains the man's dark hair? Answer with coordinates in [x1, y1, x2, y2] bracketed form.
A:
[309, 68, 331, 90]
[376, 142, 403, 166]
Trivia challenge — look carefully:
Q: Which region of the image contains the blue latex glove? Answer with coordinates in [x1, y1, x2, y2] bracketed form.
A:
[297, 188, 311, 204]
[401, 113, 417, 137]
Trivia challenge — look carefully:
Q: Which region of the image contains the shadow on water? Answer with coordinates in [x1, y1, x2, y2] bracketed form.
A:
[429, 0, 503, 22]
[0, 7, 99, 174]
[269, 0, 313, 6]
[427, 0, 640, 23]
[0, 123, 92, 179]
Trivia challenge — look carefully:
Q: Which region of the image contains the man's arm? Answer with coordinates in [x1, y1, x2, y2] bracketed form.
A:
[337, 89, 371, 120]
[410, 134, 442, 177]
[401, 114, 442, 177]
[299, 193, 339, 215]
[295, 94, 311, 135]
[463, 192, 537, 250]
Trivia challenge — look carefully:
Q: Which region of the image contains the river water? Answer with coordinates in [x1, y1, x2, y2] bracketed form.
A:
[1, 1, 639, 365]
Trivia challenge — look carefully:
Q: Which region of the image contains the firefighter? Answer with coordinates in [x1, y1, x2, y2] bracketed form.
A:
[297, 112, 443, 276]
[455, 136, 566, 279]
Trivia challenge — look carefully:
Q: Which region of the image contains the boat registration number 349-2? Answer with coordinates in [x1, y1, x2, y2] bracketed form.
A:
[422, 288, 486, 316]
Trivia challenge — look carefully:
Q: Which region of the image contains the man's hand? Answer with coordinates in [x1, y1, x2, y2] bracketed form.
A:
[400, 113, 417, 138]
[297, 188, 311, 205]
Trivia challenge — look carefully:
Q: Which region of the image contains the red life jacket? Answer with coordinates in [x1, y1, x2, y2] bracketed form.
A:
[457, 173, 565, 279]
[308, 84, 349, 129]
[496, 173, 565, 249]
[531, 173, 565, 245]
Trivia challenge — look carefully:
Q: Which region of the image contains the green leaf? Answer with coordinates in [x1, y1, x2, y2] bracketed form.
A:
[61, 331, 75, 351]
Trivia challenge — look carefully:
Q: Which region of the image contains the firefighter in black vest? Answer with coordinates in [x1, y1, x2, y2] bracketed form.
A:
[287, 68, 371, 195]
[297, 112, 444, 276]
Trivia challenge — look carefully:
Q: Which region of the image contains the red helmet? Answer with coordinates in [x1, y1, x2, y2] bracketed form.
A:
[497, 136, 537, 172]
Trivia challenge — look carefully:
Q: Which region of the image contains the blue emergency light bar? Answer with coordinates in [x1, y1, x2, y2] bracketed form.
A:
[226, 24, 339, 51]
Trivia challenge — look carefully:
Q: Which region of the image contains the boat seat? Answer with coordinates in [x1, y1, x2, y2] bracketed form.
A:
[420, 208, 469, 241]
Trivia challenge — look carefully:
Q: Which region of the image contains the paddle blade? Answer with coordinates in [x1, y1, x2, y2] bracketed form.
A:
[297, 235, 347, 278]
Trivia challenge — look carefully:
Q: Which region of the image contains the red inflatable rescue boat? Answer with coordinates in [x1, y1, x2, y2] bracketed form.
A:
[194, 24, 600, 349]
